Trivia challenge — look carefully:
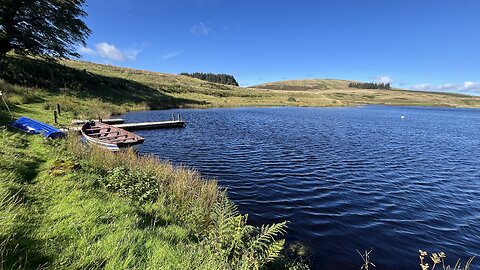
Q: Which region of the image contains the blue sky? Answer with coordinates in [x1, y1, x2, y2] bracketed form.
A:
[78, 0, 480, 94]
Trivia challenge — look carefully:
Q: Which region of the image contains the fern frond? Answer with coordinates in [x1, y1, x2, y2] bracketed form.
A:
[249, 221, 288, 253]
[263, 239, 285, 263]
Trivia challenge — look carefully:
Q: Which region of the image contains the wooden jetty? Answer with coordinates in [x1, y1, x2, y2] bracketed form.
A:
[62, 120, 186, 133]
[114, 120, 185, 131]
[72, 118, 125, 125]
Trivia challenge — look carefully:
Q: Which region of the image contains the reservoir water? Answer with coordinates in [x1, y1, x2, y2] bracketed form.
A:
[123, 106, 480, 270]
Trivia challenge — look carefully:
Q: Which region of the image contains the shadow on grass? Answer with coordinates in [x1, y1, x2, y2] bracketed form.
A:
[1, 234, 53, 269]
[0, 110, 13, 125]
[0, 152, 42, 185]
[135, 210, 168, 230]
[0, 55, 208, 109]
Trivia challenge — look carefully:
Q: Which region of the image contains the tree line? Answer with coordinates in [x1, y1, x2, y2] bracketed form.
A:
[180, 72, 239, 86]
[348, 82, 391, 90]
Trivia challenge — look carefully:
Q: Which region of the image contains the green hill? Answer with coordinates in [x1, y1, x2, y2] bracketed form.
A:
[2, 56, 480, 126]
[251, 79, 353, 91]
[251, 78, 480, 107]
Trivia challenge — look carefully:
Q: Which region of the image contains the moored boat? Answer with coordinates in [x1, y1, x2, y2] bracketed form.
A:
[81, 121, 144, 151]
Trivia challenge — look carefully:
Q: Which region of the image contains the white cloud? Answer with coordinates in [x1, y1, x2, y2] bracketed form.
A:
[411, 83, 432, 91]
[375, 75, 394, 84]
[79, 42, 143, 61]
[463, 81, 480, 91]
[96, 42, 126, 61]
[191, 22, 213, 36]
[161, 51, 183, 60]
[437, 84, 457, 91]
[125, 48, 141, 60]
[78, 45, 96, 56]
[410, 82, 480, 94]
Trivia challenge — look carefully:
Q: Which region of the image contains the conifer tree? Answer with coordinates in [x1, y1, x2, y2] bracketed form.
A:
[0, 0, 91, 58]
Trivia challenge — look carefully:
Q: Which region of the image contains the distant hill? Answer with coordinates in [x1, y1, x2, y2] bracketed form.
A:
[1, 56, 480, 126]
[251, 79, 353, 91]
[250, 78, 480, 107]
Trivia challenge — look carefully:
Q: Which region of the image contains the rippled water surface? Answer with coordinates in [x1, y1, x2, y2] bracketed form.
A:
[124, 106, 480, 270]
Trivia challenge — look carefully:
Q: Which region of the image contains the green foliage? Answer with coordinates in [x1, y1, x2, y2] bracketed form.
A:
[0, 0, 91, 58]
[180, 72, 239, 86]
[204, 193, 288, 269]
[102, 166, 159, 203]
[348, 82, 391, 90]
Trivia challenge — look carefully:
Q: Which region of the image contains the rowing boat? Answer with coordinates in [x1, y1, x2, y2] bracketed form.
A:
[81, 121, 144, 151]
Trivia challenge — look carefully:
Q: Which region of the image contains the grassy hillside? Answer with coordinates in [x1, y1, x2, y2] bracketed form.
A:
[252, 79, 353, 91]
[2, 55, 480, 128]
[251, 79, 480, 108]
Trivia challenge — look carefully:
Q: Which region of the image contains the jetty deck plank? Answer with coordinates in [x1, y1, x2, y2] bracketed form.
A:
[62, 120, 186, 133]
[71, 119, 125, 125]
[114, 120, 186, 131]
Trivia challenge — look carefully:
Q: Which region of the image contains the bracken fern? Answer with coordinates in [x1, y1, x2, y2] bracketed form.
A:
[204, 192, 288, 269]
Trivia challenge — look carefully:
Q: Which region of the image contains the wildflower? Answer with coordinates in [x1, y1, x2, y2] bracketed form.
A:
[431, 253, 441, 264]
[420, 263, 429, 270]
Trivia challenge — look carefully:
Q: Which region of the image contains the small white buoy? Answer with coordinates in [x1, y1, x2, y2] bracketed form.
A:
[401, 115, 405, 119]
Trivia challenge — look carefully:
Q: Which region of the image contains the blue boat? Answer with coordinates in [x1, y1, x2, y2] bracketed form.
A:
[11, 116, 65, 139]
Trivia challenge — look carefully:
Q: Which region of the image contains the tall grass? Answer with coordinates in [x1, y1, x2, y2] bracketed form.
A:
[0, 129, 297, 269]
[67, 135, 219, 230]
[65, 134, 295, 269]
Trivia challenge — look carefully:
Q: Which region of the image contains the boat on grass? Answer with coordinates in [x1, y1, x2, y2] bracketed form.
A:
[11, 116, 65, 139]
[81, 121, 144, 151]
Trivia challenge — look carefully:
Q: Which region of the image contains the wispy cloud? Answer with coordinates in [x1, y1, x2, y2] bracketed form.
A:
[78, 45, 96, 56]
[411, 83, 431, 91]
[463, 81, 480, 92]
[78, 42, 143, 61]
[161, 51, 183, 60]
[411, 82, 480, 94]
[125, 48, 142, 60]
[191, 22, 213, 36]
[375, 75, 394, 84]
[96, 42, 126, 61]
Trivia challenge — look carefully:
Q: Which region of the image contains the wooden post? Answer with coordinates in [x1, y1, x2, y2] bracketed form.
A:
[177, 114, 180, 121]
[54, 110, 58, 124]
[172, 114, 175, 121]
[57, 103, 61, 116]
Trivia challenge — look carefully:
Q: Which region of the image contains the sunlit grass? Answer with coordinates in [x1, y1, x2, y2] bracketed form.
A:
[0, 128, 299, 269]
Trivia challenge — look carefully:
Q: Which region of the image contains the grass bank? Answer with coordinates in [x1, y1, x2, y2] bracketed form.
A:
[0, 128, 308, 269]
